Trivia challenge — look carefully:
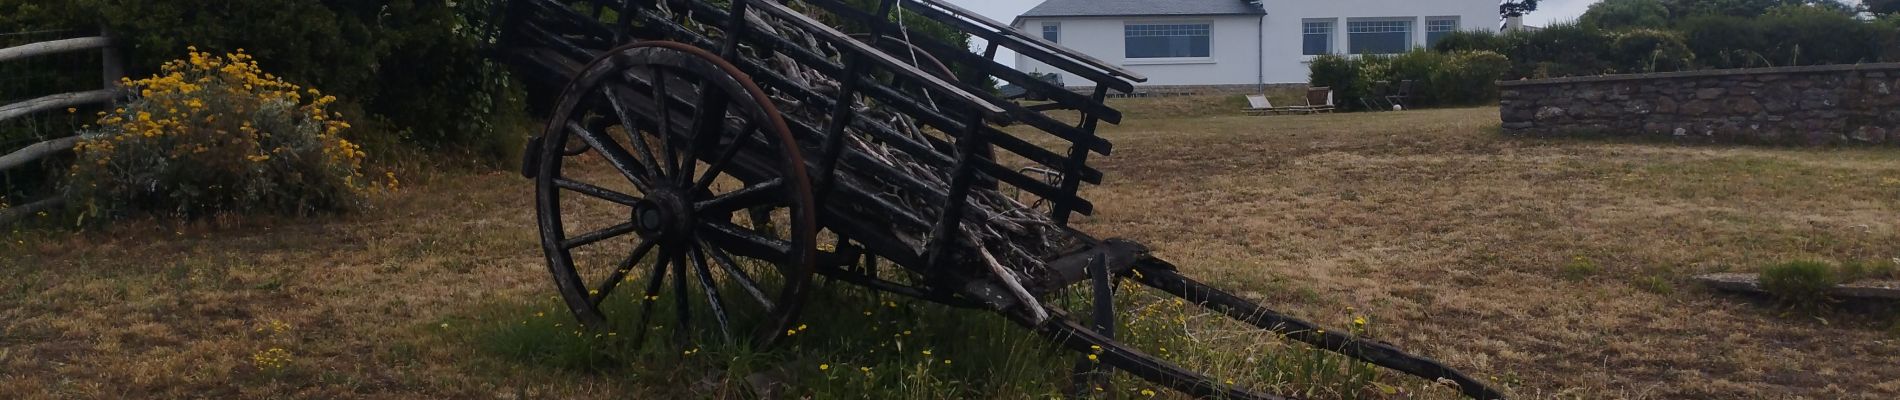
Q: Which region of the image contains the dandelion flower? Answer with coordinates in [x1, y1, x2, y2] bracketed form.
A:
[819, 364, 829, 371]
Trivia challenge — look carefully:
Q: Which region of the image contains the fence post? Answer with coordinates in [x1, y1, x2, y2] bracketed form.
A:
[99, 25, 123, 90]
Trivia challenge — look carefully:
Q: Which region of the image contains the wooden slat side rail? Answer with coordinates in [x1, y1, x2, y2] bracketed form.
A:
[0, 36, 111, 63]
[895, 2, 1133, 93]
[0, 136, 81, 172]
[905, 0, 1147, 83]
[0, 89, 117, 123]
[741, 0, 1007, 118]
[798, 0, 1122, 124]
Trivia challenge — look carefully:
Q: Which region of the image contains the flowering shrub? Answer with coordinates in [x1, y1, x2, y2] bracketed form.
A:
[64, 49, 376, 220]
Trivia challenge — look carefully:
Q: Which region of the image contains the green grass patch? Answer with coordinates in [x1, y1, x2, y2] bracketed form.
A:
[461, 275, 1470, 399]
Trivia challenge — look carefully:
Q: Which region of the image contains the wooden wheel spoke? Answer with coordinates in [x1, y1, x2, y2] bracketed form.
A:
[603, 86, 666, 177]
[691, 119, 757, 194]
[555, 178, 642, 207]
[702, 240, 775, 310]
[671, 249, 692, 346]
[688, 244, 735, 341]
[625, 244, 678, 346]
[567, 121, 654, 193]
[681, 80, 731, 187]
[697, 221, 793, 261]
[694, 178, 784, 217]
[536, 43, 814, 353]
[652, 68, 680, 179]
[589, 237, 661, 306]
[562, 220, 641, 250]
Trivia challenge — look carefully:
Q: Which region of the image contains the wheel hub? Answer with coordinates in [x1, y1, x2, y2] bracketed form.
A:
[633, 189, 695, 239]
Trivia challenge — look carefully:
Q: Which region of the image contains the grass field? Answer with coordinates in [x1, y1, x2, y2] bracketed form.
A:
[4, 97, 1899, 399]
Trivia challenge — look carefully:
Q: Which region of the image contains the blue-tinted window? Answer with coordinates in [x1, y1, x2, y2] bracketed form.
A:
[1125, 24, 1211, 59]
[1042, 22, 1060, 43]
[1427, 18, 1457, 47]
[1303, 21, 1334, 56]
[1348, 20, 1412, 55]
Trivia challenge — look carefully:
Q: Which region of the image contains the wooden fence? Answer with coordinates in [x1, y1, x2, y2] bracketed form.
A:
[0, 29, 122, 225]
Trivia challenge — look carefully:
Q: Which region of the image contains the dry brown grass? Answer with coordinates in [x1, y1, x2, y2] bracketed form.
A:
[4, 96, 1899, 398]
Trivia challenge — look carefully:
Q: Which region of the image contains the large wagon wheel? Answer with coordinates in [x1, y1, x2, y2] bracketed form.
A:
[534, 41, 818, 349]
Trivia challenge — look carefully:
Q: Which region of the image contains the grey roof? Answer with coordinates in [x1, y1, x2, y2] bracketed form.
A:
[1019, 0, 1264, 18]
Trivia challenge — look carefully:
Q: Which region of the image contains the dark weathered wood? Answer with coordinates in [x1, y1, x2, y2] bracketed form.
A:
[0, 136, 80, 172]
[1697, 273, 1900, 301]
[742, 0, 1004, 118]
[905, 0, 1146, 83]
[801, 0, 1121, 124]
[0, 197, 65, 226]
[899, 0, 1139, 93]
[1131, 258, 1507, 400]
[0, 89, 116, 123]
[0, 36, 110, 63]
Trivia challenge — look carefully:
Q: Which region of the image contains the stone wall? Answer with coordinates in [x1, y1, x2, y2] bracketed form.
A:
[1499, 64, 1900, 145]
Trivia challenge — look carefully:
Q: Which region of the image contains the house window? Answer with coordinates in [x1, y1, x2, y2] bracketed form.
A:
[1124, 23, 1211, 59]
[1042, 22, 1060, 43]
[1302, 20, 1334, 56]
[1427, 17, 1458, 47]
[1348, 19, 1413, 55]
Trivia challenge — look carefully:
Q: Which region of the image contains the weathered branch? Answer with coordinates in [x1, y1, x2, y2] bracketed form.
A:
[0, 197, 66, 227]
[0, 36, 111, 63]
[0, 136, 80, 172]
[0, 89, 117, 122]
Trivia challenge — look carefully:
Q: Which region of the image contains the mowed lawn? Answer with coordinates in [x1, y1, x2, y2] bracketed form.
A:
[5, 99, 1899, 398]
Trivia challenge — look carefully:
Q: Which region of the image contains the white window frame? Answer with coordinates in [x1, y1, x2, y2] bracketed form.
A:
[1346, 18, 1415, 55]
[1121, 21, 1215, 65]
[1302, 19, 1336, 56]
[1426, 16, 1458, 47]
[1042, 22, 1061, 43]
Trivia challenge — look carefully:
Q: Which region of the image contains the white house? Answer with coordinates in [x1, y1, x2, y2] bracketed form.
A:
[1011, 0, 1500, 86]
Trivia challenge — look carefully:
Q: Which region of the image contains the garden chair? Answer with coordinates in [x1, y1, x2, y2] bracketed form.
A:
[1387, 80, 1415, 110]
[1242, 94, 1302, 116]
[1361, 81, 1393, 111]
[1302, 87, 1335, 114]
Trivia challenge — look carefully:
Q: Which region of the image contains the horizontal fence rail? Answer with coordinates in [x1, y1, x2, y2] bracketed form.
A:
[0, 89, 115, 123]
[0, 36, 111, 63]
[0, 29, 122, 225]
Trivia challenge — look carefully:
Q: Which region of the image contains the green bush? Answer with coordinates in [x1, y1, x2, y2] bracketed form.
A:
[2, 0, 531, 164]
[1307, 54, 1365, 110]
[1759, 260, 1839, 309]
[1432, 30, 1509, 53]
[1582, 0, 1673, 31]
[1307, 50, 1509, 111]
[1609, 28, 1694, 73]
[1429, 51, 1512, 105]
[64, 50, 376, 220]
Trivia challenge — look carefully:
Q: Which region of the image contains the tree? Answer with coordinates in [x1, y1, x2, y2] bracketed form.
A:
[1872, 0, 1900, 14]
[1500, 0, 1540, 18]
[1581, 0, 1672, 30]
[1664, 0, 1855, 19]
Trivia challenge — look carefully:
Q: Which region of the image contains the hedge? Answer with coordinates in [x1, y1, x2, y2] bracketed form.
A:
[1309, 50, 1510, 111]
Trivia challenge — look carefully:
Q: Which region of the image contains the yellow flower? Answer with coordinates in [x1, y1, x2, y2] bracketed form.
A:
[819, 364, 829, 371]
[1140, 389, 1156, 397]
[1086, 354, 1098, 362]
